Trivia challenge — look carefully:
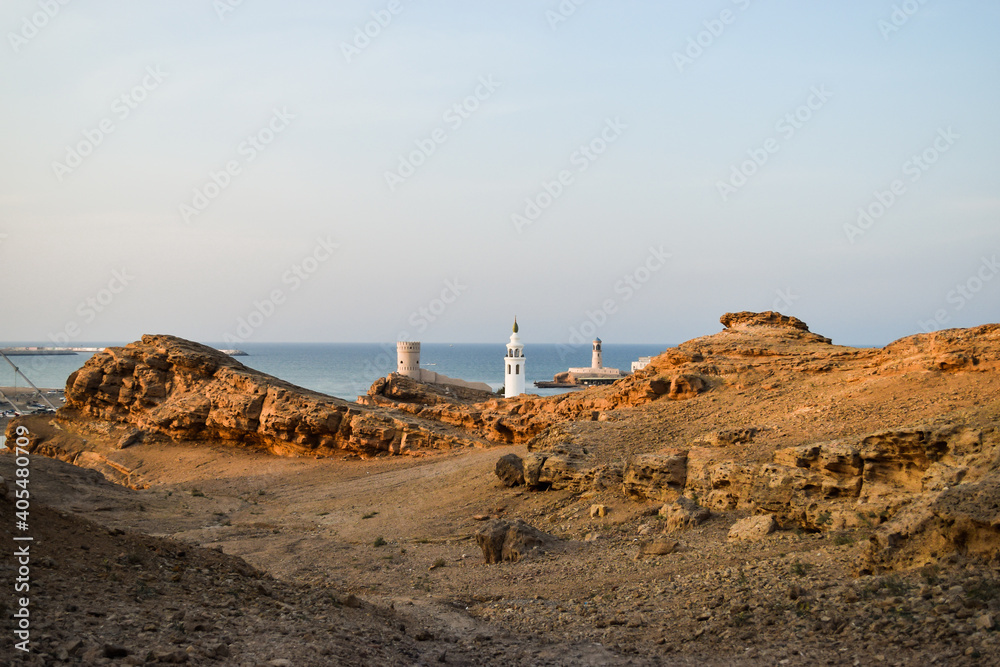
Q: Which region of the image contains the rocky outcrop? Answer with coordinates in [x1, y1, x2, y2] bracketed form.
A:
[728, 514, 777, 541]
[475, 519, 559, 564]
[861, 480, 1000, 573]
[29, 335, 488, 459]
[622, 451, 688, 502]
[660, 496, 711, 532]
[720, 311, 812, 332]
[363, 373, 496, 407]
[494, 446, 622, 493]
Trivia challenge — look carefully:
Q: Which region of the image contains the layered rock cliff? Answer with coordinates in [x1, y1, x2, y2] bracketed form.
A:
[17, 335, 487, 459]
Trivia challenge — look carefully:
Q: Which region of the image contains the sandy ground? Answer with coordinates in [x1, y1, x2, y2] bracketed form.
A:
[5, 428, 999, 665]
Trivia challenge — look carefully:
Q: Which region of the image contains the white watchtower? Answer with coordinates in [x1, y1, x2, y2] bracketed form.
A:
[396, 341, 420, 378]
[592, 337, 603, 369]
[504, 319, 525, 398]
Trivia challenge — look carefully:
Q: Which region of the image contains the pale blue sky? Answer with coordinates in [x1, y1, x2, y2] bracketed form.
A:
[1, 1, 998, 346]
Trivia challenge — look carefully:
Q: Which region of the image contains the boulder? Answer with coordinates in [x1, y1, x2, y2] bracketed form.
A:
[623, 450, 688, 502]
[495, 453, 525, 487]
[589, 504, 608, 518]
[637, 538, 680, 557]
[728, 514, 777, 541]
[660, 496, 710, 532]
[475, 519, 558, 564]
[668, 374, 706, 400]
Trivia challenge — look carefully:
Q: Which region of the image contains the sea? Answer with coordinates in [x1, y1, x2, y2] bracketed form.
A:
[0, 342, 669, 401]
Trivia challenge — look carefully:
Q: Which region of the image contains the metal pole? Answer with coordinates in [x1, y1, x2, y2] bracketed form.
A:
[0, 350, 57, 411]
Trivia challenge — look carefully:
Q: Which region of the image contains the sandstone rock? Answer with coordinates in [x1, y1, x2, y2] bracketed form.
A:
[45, 335, 487, 459]
[861, 476, 1000, 572]
[475, 519, 557, 564]
[684, 448, 755, 511]
[623, 450, 688, 502]
[637, 538, 679, 557]
[728, 514, 777, 541]
[660, 496, 710, 532]
[859, 426, 981, 500]
[589, 504, 608, 518]
[721, 311, 811, 331]
[495, 453, 525, 487]
[667, 374, 706, 400]
[694, 428, 759, 447]
[538, 451, 591, 491]
[519, 451, 546, 488]
[366, 372, 495, 406]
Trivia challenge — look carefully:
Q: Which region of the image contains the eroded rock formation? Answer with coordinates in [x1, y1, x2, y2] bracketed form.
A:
[19, 335, 487, 459]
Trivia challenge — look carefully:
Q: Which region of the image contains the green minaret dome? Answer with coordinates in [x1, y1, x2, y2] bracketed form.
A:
[513, 318, 519, 333]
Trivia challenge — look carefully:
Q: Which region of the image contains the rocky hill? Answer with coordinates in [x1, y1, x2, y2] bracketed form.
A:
[5, 312, 1000, 665]
[30, 334, 488, 461]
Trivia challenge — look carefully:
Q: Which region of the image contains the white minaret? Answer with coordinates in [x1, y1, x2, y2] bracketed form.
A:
[397, 341, 420, 378]
[504, 319, 525, 398]
[592, 337, 603, 369]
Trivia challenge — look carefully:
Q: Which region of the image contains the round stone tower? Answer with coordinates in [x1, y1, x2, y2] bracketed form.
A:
[396, 341, 420, 378]
[504, 319, 525, 398]
[592, 337, 603, 369]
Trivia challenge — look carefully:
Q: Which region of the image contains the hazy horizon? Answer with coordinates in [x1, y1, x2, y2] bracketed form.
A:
[2, 2, 998, 348]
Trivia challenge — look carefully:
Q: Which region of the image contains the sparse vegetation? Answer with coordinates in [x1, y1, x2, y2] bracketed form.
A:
[373, 536, 387, 547]
[791, 561, 813, 577]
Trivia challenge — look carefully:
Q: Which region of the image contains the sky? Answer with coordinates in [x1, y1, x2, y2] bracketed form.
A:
[1, 0, 998, 347]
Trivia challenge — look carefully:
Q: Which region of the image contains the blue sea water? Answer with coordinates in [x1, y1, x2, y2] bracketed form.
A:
[1, 342, 669, 401]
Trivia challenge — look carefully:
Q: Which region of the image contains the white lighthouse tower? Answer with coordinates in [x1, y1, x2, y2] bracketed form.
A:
[592, 337, 603, 369]
[504, 319, 525, 398]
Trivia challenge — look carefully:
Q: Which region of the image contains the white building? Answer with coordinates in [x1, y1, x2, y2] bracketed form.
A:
[504, 319, 525, 398]
[394, 341, 492, 392]
[631, 356, 652, 372]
